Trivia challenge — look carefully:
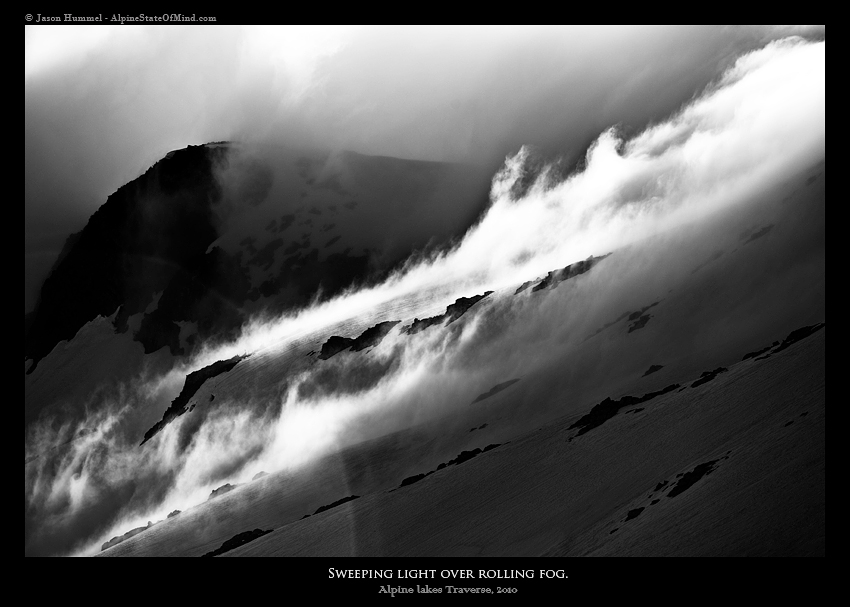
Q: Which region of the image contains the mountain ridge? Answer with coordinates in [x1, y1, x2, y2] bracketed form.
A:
[25, 143, 494, 377]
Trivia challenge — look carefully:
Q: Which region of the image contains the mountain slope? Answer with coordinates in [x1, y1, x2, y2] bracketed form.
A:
[24, 39, 825, 557]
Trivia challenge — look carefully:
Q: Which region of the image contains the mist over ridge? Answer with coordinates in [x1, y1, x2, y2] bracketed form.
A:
[25, 25, 824, 312]
[24, 31, 824, 558]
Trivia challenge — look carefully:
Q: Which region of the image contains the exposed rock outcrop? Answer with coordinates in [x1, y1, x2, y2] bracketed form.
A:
[742, 224, 773, 244]
[395, 444, 502, 490]
[140, 354, 248, 445]
[201, 529, 273, 557]
[569, 384, 680, 437]
[313, 495, 360, 515]
[586, 300, 659, 340]
[101, 520, 158, 552]
[691, 367, 728, 388]
[742, 345, 775, 361]
[667, 459, 723, 497]
[208, 483, 239, 500]
[531, 254, 609, 292]
[471, 379, 521, 404]
[405, 292, 493, 335]
[318, 320, 401, 360]
[769, 323, 825, 356]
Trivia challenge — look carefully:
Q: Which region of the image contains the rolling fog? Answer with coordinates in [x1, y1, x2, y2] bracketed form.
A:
[25, 25, 823, 312]
[24, 36, 824, 556]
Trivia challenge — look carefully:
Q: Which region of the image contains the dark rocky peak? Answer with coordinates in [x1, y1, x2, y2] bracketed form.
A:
[26, 144, 230, 374]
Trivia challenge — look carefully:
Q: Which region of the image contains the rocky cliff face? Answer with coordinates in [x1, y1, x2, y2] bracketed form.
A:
[25, 143, 493, 376]
[26, 144, 226, 373]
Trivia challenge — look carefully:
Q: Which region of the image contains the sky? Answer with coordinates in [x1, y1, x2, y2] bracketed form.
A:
[24, 25, 824, 313]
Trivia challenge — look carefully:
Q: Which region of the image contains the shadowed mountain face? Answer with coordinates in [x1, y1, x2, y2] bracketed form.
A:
[25, 144, 225, 373]
[25, 152, 825, 557]
[26, 155, 824, 557]
[93, 324, 824, 558]
[24, 144, 493, 377]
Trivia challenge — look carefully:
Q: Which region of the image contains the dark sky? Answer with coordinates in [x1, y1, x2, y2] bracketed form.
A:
[24, 25, 823, 313]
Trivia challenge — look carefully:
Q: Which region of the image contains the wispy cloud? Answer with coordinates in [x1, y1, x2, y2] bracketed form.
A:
[25, 34, 824, 557]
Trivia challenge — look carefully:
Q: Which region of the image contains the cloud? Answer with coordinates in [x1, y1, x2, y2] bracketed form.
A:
[24, 34, 824, 557]
[24, 25, 823, 312]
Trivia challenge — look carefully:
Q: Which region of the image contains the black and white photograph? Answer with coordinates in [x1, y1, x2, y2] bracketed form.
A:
[25, 24, 824, 566]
